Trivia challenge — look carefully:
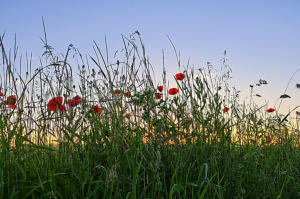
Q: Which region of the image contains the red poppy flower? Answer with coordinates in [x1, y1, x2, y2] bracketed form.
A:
[92, 105, 102, 114]
[67, 95, 81, 107]
[168, 88, 178, 95]
[266, 136, 272, 143]
[0, 92, 3, 96]
[267, 108, 275, 113]
[155, 93, 162, 99]
[47, 97, 64, 112]
[114, 89, 121, 95]
[222, 106, 229, 113]
[157, 86, 163, 92]
[58, 105, 66, 111]
[47, 105, 55, 112]
[5, 95, 17, 109]
[175, 73, 185, 80]
[125, 113, 131, 119]
[124, 91, 130, 97]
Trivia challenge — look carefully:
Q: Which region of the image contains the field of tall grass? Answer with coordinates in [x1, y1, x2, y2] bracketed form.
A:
[0, 28, 299, 198]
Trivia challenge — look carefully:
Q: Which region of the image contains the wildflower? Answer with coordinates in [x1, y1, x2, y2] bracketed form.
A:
[266, 136, 272, 143]
[67, 95, 81, 107]
[175, 73, 185, 80]
[5, 95, 17, 109]
[168, 88, 178, 95]
[157, 86, 163, 92]
[125, 113, 131, 119]
[47, 97, 64, 112]
[155, 93, 162, 99]
[0, 92, 3, 96]
[92, 105, 102, 115]
[57, 105, 66, 111]
[222, 106, 229, 113]
[47, 105, 56, 112]
[114, 89, 121, 95]
[124, 91, 130, 97]
[74, 95, 81, 101]
[267, 108, 275, 113]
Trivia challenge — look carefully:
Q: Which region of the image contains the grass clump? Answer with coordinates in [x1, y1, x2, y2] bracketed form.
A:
[0, 29, 299, 198]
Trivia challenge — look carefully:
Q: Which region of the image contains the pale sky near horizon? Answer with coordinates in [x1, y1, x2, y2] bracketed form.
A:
[1, 0, 300, 115]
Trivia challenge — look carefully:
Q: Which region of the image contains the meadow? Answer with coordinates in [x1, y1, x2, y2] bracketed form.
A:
[0, 30, 299, 198]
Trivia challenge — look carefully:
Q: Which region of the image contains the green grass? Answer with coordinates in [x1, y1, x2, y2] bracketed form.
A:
[0, 29, 299, 198]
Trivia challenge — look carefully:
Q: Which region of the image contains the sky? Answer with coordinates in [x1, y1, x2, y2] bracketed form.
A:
[1, 0, 300, 115]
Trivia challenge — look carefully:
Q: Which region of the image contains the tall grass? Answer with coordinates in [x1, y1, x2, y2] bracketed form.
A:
[0, 27, 299, 198]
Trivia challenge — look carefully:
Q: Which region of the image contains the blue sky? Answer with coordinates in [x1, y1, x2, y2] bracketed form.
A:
[1, 0, 300, 113]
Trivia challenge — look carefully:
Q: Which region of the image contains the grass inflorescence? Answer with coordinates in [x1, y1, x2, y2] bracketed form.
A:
[0, 28, 299, 198]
